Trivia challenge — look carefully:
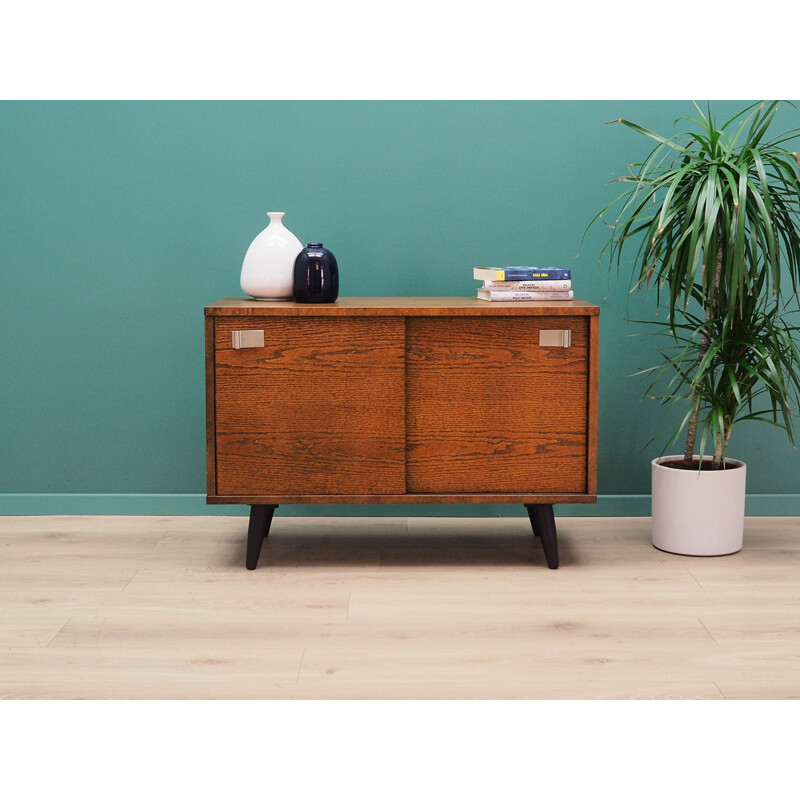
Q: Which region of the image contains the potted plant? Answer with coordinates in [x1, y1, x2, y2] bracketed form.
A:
[591, 101, 800, 555]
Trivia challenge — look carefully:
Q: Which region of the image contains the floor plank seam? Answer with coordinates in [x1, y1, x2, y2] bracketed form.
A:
[697, 617, 720, 646]
[686, 568, 706, 591]
[120, 569, 140, 593]
[45, 617, 72, 647]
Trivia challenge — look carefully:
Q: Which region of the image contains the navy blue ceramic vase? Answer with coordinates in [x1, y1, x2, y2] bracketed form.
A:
[292, 243, 339, 303]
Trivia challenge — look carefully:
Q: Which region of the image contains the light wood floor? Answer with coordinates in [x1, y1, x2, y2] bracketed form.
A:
[1, 514, 798, 699]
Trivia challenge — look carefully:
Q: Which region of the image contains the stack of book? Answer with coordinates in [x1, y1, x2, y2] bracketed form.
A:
[473, 266, 573, 302]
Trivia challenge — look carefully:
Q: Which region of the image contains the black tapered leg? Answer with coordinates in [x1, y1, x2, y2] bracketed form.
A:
[525, 504, 559, 569]
[246, 505, 277, 570]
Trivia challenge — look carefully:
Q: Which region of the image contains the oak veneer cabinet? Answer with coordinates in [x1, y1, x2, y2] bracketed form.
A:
[205, 297, 599, 569]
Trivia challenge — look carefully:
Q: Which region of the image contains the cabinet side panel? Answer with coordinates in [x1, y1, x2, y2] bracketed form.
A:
[205, 315, 217, 497]
[587, 314, 599, 496]
[214, 316, 406, 496]
[406, 316, 590, 494]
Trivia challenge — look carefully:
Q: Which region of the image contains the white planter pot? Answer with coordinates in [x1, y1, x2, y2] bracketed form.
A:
[240, 211, 303, 300]
[651, 456, 746, 556]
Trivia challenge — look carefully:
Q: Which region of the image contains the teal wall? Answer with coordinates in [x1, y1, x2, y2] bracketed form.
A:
[2, 100, 798, 516]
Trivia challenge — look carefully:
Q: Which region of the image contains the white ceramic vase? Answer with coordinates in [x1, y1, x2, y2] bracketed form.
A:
[240, 211, 303, 300]
[651, 456, 746, 556]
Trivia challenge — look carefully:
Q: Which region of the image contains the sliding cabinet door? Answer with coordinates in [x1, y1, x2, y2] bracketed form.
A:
[213, 316, 406, 496]
[406, 316, 590, 494]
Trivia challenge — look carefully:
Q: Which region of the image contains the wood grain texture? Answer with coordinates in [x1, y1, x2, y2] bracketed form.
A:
[214, 316, 406, 496]
[2, 514, 798, 699]
[206, 296, 601, 317]
[406, 316, 590, 493]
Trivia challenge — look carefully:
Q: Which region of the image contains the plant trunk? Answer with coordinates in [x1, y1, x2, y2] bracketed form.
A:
[683, 399, 702, 466]
[713, 432, 724, 469]
[712, 422, 733, 470]
[683, 246, 724, 468]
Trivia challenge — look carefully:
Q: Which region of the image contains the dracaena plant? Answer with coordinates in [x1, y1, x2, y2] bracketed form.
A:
[591, 100, 800, 469]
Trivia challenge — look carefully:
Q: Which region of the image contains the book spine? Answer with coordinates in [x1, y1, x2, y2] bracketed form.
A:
[478, 290, 574, 301]
[474, 267, 572, 281]
[483, 279, 572, 291]
[502, 269, 570, 281]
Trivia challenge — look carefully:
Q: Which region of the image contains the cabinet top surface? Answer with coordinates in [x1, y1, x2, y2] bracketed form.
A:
[206, 297, 600, 317]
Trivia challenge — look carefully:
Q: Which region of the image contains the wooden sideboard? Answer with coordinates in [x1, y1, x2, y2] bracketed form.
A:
[205, 297, 599, 569]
